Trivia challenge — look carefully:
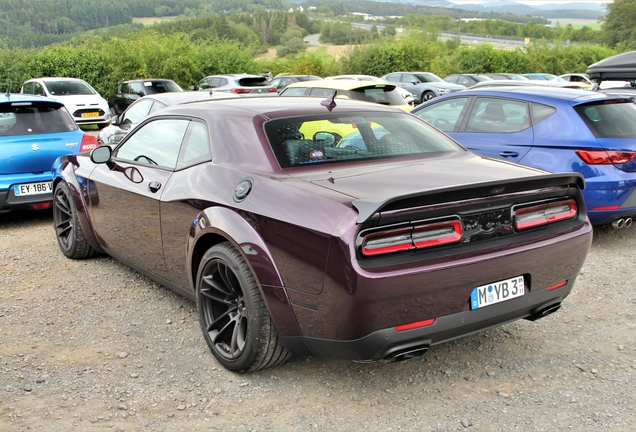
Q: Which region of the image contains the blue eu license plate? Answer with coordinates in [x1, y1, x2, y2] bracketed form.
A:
[470, 276, 525, 310]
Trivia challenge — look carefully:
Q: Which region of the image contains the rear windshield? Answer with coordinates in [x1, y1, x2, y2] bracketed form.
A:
[265, 111, 462, 168]
[236, 77, 271, 87]
[143, 81, 183, 94]
[0, 103, 78, 136]
[347, 86, 406, 106]
[575, 101, 636, 138]
[44, 80, 95, 96]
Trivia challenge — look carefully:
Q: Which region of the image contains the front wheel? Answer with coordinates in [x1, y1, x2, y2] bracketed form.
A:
[421, 91, 436, 102]
[196, 242, 291, 372]
[53, 181, 98, 259]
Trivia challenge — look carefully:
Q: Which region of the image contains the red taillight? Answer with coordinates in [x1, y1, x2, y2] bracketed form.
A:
[395, 318, 436, 332]
[80, 133, 98, 152]
[547, 280, 568, 291]
[575, 150, 636, 165]
[230, 88, 250, 94]
[268, 87, 277, 93]
[361, 219, 463, 257]
[514, 199, 577, 230]
[31, 202, 51, 210]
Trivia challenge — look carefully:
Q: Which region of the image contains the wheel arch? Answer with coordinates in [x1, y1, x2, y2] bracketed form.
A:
[188, 207, 303, 337]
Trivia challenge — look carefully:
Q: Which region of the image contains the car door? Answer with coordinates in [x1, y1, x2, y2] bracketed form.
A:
[89, 118, 189, 276]
[455, 96, 533, 161]
[411, 96, 471, 138]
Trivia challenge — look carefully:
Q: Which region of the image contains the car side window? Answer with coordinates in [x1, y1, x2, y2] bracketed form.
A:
[149, 101, 167, 114]
[530, 103, 557, 124]
[280, 87, 308, 96]
[403, 74, 418, 84]
[466, 97, 530, 133]
[310, 88, 337, 97]
[120, 83, 130, 94]
[115, 118, 189, 170]
[413, 97, 469, 132]
[33, 83, 45, 95]
[384, 74, 400, 83]
[121, 99, 154, 125]
[129, 83, 144, 95]
[21, 82, 33, 94]
[177, 121, 211, 170]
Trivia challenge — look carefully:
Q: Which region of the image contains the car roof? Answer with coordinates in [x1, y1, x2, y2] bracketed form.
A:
[121, 78, 177, 83]
[285, 80, 396, 91]
[0, 93, 64, 106]
[426, 86, 629, 106]
[25, 77, 86, 83]
[141, 91, 225, 105]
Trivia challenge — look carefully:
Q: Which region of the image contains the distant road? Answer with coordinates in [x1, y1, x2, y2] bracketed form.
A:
[304, 34, 323, 46]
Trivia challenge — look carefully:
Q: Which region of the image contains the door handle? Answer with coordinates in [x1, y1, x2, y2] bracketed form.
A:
[148, 181, 162, 193]
[499, 151, 519, 158]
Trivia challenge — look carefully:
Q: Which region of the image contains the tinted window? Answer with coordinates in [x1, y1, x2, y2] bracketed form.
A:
[466, 98, 530, 133]
[177, 122, 211, 170]
[44, 80, 95, 96]
[0, 103, 78, 136]
[280, 87, 309, 97]
[347, 87, 406, 106]
[575, 102, 636, 138]
[531, 103, 556, 124]
[413, 97, 469, 132]
[265, 111, 461, 168]
[143, 80, 183, 95]
[115, 119, 189, 169]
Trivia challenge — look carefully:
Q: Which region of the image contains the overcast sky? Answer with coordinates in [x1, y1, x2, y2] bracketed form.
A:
[449, 0, 610, 4]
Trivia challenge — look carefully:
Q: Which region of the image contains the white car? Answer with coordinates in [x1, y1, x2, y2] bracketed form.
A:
[325, 74, 415, 106]
[20, 77, 111, 128]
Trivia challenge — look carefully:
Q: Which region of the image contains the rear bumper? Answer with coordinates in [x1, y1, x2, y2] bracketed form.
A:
[281, 281, 573, 361]
[0, 173, 54, 213]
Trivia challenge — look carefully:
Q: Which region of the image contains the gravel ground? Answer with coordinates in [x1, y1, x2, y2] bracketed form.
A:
[1, 210, 635, 432]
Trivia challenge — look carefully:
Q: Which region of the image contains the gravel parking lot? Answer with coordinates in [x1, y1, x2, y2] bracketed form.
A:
[1, 210, 635, 431]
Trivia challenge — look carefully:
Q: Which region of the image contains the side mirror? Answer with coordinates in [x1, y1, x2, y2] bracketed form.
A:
[90, 145, 112, 164]
[189, 85, 196, 91]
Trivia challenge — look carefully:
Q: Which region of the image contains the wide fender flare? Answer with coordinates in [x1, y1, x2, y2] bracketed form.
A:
[188, 206, 302, 337]
[52, 157, 103, 253]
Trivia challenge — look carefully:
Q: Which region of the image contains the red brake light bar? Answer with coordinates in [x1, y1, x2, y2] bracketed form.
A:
[361, 219, 463, 257]
[231, 88, 251, 94]
[575, 150, 636, 165]
[268, 87, 277, 93]
[514, 199, 577, 230]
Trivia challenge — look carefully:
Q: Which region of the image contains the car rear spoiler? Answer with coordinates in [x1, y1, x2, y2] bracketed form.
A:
[352, 173, 585, 224]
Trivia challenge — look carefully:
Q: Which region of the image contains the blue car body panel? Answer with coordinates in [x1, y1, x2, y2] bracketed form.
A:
[412, 87, 636, 225]
[0, 94, 88, 213]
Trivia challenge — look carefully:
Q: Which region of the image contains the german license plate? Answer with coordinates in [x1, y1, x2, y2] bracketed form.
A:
[470, 275, 525, 310]
[82, 112, 99, 118]
[14, 181, 53, 196]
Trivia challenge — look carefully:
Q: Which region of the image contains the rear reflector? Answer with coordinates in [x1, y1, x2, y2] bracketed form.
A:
[514, 199, 577, 230]
[575, 150, 636, 165]
[31, 202, 51, 210]
[395, 318, 436, 332]
[591, 205, 620, 211]
[361, 219, 463, 257]
[547, 280, 568, 291]
[80, 133, 98, 152]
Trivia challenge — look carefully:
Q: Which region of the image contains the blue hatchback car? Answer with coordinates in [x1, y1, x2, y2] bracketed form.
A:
[411, 87, 636, 226]
[0, 93, 98, 214]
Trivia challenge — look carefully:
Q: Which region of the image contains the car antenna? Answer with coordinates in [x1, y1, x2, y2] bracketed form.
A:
[5, 82, 10, 97]
[321, 91, 337, 112]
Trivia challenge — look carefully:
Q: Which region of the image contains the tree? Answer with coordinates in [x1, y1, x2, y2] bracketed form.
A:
[601, 0, 636, 48]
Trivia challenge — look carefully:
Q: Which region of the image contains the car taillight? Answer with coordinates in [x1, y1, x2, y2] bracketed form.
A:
[514, 199, 577, 230]
[230, 88, 250, 94]
[80, 133, 98, 152]
[268, 87, 277, 93]
[361, 219, 463, 257]
[575, 150, 636, 165]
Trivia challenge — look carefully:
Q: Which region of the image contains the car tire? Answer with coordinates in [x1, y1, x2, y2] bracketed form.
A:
[422, 91, 436, 102]
[53, 181, 98, 259]
[196, 242, 291, 372]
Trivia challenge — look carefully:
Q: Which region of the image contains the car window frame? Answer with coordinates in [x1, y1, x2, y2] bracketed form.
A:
[463, 96, 532, 134]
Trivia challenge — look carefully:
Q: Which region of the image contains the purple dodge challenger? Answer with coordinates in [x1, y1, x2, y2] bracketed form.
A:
[52, 97, 592, 371]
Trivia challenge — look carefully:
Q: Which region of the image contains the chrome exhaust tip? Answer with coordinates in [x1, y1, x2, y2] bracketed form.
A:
[526, 303, 562, 322]
[381, 345, 430, 364]
[625, 218, 633, 228]
[612, 218, 625, 229]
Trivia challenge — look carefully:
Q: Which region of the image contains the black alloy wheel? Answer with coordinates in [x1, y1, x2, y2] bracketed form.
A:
[422, 91, 436, 102]
[53, 181, 97, 259]
[196, 242, 290, 372]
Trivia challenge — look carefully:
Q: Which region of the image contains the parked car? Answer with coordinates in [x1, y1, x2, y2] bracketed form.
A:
[484, 73, 529, 81]
[98, 91, 227, 146]
[411, 86, 636, 227]
[522, 73, 567, 82]
[380, 72, 465, 104]
[325, 74, 415, 106]
[20, 77, 111, 129]
[107, 79, 183, 116]
[470, 80, 590, 90]
[270, 75, 322, 91]
[279, 79, 410, 110]
[191, 74, 277, 96]
[0, 93, 98, 214]
[51, 97, 591, 371]
[560, 73, 593, 88]
[444, 74, 493, 87]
